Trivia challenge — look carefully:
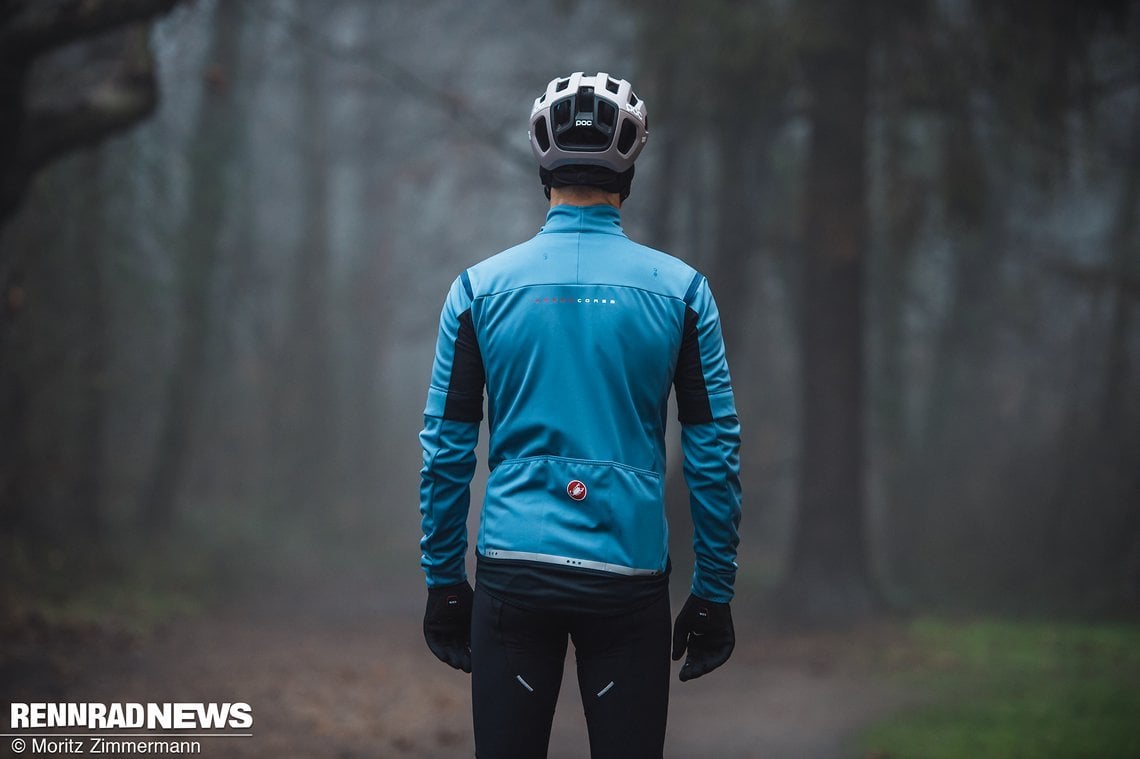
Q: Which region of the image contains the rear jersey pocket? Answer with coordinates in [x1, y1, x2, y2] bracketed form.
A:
[478, 456, 667, 574]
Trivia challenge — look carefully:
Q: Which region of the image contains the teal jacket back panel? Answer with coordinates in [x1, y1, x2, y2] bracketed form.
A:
[419, 204, 742, 602]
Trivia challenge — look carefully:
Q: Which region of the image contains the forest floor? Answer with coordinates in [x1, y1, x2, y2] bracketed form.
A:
[1, 570, 922, 759]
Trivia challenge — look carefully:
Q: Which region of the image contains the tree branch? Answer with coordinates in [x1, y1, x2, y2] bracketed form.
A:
[21, 23, 158, 177]
[0, 0, 182, 63]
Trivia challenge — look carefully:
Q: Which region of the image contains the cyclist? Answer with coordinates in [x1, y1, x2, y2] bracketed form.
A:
[419, 71, 742, 758]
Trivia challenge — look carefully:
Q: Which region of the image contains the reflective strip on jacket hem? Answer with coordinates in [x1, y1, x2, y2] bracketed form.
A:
[481, 549, 662, 577]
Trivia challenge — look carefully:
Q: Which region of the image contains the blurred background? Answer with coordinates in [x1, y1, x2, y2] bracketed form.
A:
[1, 0, 1139, 756]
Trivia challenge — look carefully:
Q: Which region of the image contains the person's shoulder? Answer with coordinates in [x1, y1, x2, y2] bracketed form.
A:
[460, 234, 547, 296]
[467, 234, 538, 273]
[627, 238, 696, 273]
[618, 237, 704, 294]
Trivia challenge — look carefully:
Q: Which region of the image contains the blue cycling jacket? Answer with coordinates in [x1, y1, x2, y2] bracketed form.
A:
[419, 204, 741, 602]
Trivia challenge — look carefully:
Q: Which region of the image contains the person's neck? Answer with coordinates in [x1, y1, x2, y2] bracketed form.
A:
[549, 186, 621, 209]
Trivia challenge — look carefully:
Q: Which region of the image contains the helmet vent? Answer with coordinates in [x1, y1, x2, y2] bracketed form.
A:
[628, 92, 639, 107]
[533, 116, 550, 152]
[576, 86, 594, 114]
[617, 121, 637, 154]
[555, 78, 570, 92]
[605, 78, 620, 94]
[598, 101, 616, 128]
[552, 99, 572, 128]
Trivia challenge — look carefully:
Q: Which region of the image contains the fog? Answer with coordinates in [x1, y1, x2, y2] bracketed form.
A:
[4, 0, 1139, 613]
[2, 1, 1138, 753]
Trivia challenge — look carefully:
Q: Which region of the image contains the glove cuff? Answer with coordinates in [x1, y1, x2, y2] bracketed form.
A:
[684, 593, 731, 621]
[689, 593, 729, 608]
[427, 580, 471, 598]
[426, 581, 472, 614]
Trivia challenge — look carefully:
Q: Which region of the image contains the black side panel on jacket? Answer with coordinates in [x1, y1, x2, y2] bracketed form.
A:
[443, 309, 485, 422]
[674, 306, 713, 424]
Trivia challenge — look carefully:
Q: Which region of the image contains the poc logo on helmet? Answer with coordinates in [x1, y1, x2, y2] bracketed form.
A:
[575, 119, 593, 126]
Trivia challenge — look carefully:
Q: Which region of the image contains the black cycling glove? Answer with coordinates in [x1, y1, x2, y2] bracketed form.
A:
[423, 581, 474, 673]
[671, 593, 735, 682]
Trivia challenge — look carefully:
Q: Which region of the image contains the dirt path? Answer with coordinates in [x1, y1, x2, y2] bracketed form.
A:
[3, 575, 915, 758]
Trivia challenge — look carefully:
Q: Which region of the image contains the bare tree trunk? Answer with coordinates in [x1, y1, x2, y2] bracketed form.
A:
[869, 3, 934, 604]
[75, 153, 113, 540]
[344, 1, 389, 526]
[704, 2, 775, 357]
[871, 119, 926, 604]
[137, 1, 243, 532]
[0, 263, 31, 537]
[1100, 100, 1140, 602]
[909, 88, 1007, 598]
[778, 0, 877, 622]
[1099, 119, 1140, 438]
[269, 4, 337, 514]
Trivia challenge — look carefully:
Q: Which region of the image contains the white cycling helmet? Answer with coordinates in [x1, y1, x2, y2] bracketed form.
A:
[528, 72, 648, 174]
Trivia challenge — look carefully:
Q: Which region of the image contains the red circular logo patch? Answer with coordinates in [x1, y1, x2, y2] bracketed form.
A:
[566, 480, 588, 501]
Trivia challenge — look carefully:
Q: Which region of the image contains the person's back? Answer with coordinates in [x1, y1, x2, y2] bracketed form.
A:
[418, 72, 741, 759]
[467, 202, 729, 576]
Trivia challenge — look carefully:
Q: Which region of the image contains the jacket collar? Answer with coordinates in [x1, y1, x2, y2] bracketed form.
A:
[539, 204, 625, 236]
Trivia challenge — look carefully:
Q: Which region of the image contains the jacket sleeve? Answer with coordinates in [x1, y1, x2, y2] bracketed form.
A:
[674, 274, 742, 603]
[419, 273, 485, 587]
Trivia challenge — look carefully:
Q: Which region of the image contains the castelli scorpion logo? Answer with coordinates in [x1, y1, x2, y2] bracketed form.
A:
[566, 480, 588, 501]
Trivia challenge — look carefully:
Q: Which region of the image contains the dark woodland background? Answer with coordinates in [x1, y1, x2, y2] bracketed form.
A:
[2, 0, 1139, 630]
